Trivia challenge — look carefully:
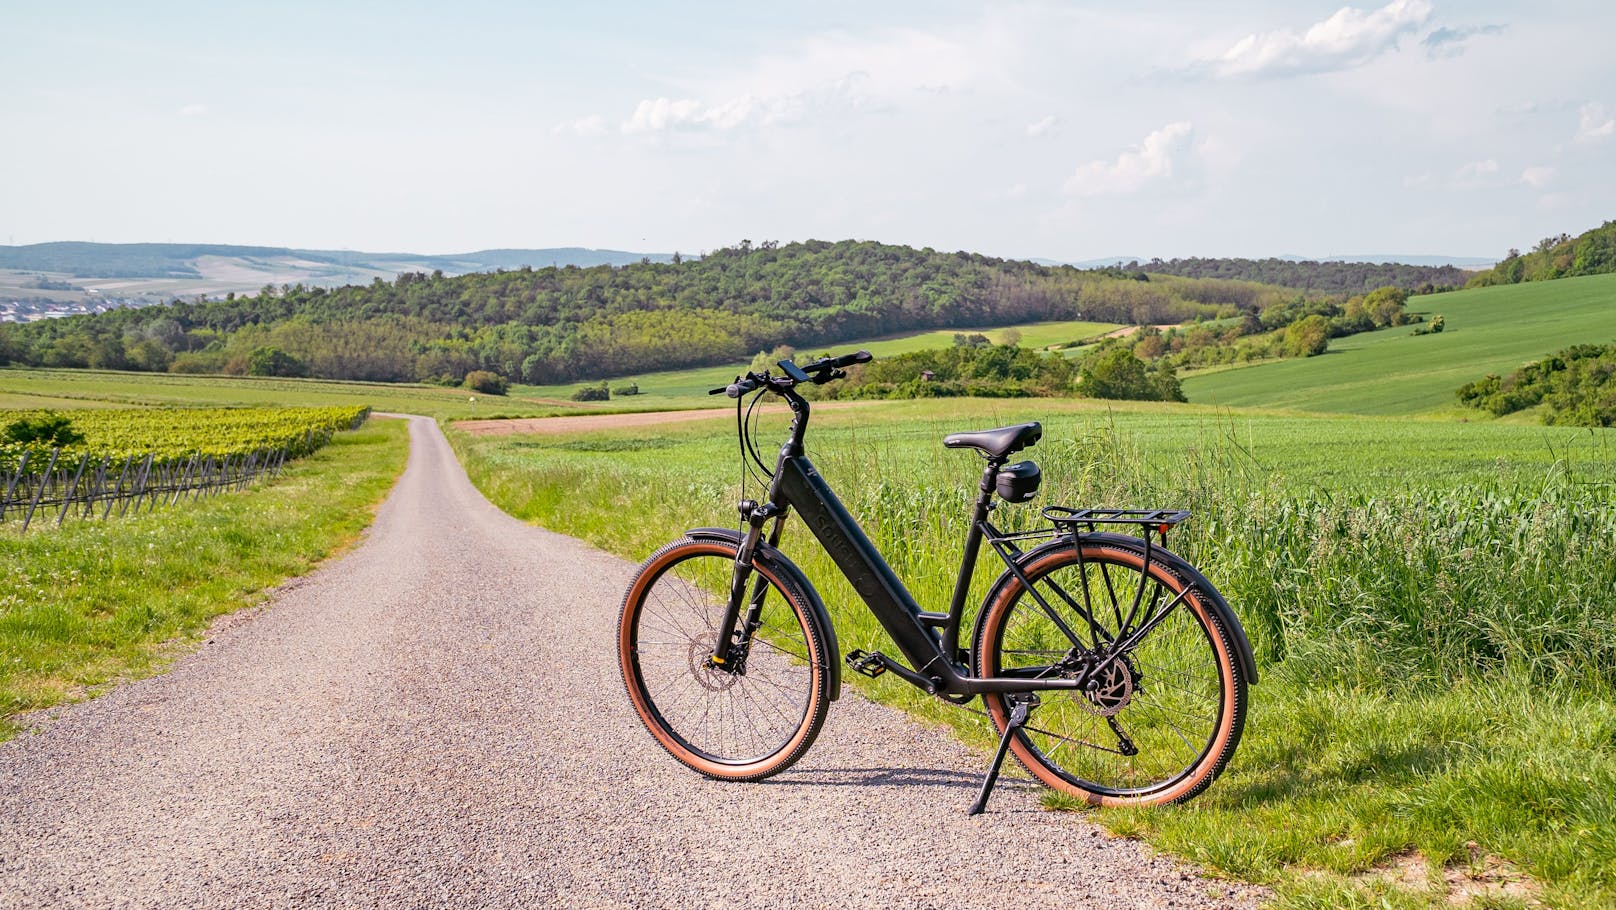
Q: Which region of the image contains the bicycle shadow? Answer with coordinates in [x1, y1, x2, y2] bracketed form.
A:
[764, 765, 1037, 793]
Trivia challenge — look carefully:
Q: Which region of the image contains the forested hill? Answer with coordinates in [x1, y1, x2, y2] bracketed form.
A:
[1136, 257, 1471, 295]
[0, 240, 1299, 385]
[1465, 219, 1616, 287]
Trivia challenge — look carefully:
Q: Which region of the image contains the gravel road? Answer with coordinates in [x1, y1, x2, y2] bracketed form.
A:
[0, 416, 1263, 909]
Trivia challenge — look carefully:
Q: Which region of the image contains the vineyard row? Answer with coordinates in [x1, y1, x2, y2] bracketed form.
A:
[0, 407, 371, 532]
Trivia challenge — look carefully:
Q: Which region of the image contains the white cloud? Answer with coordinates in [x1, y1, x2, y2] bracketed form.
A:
[1575, 102, 1614, 142]
[574, 23, 1008, 140]
[552, 114, 609, 137]
[618, 90, 818, 134]
[178, 103, 208, 117]
[1454, 159, 1499, 184]
[1063, 122, 1195, 197]
[1026, 115, 1058, 138]
[1520, 165, 1555, 189]
[1195, 0, 1432, 79]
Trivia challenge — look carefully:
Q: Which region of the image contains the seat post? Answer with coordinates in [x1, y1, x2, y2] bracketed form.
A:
[942, 456, 1002, 660]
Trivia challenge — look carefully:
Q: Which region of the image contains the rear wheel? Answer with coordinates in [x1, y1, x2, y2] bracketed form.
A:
[619, 538, 831, 781]
[973, 541, 1246, 806]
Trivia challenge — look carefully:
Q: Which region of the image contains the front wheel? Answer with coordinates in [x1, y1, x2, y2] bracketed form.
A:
[973, 540, 1247, 806]
[619, 538, 832, 781]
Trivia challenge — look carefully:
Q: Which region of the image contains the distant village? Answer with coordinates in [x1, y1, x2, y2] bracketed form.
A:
[0, 293, 166, 323]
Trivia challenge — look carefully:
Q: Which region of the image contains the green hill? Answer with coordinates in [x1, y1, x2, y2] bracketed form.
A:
[1181, 272, 1616, 415]
[1466, 218, 1616, 287]
[0, 240, 1291, 386]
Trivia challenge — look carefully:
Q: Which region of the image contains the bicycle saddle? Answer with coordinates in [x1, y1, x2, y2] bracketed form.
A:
[942, 422, 1042, 458]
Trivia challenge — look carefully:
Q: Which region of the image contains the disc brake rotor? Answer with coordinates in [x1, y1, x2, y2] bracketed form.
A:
[1079, 655, 1137, 717]
[688, 634, 740, 692]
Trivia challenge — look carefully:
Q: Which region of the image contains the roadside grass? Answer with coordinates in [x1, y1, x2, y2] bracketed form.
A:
[0, 418, 409, 739]
[1182, 272, 1616, 416]
[450, 398, 1616, 909]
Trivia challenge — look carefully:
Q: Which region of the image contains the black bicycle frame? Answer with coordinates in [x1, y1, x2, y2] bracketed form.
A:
[717, 384, 1100, 699]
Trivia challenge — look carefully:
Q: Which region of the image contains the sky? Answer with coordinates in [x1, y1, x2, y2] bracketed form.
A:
[3, 1, 1613, 261]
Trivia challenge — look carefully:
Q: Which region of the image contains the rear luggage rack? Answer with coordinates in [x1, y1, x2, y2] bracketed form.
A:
[1042, 506, 1190, 536]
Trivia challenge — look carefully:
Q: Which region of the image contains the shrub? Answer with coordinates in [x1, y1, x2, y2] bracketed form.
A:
[245, 346, 309, 378]
[571, 382, 610, 402]
[463, 370, 509, 395]
[613, 381, 640, 396]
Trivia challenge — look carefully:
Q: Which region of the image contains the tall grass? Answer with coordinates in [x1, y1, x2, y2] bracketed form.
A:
[452, 406, 1616, 908]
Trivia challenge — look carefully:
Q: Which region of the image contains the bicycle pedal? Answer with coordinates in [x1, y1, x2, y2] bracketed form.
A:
[844, 649, 888, 679]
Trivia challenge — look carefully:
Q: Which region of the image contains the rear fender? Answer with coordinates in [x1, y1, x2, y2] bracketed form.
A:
[972, 532, 1258, 685]
[685, 527, 843, 699]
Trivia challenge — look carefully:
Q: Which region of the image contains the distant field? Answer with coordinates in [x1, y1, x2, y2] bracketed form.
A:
[516, 318, 1121, 408]
[1183, 272, 1616, 415]
[0, 318, 1121, 416]
[0, 368, 574, 419]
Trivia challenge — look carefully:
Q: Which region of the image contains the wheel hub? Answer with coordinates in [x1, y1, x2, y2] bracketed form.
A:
[1080, 654, 1137, 717]
[688, 635, 740, 692]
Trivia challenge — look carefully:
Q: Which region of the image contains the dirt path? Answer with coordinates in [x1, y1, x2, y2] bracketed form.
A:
[0, 417, 1262, 909]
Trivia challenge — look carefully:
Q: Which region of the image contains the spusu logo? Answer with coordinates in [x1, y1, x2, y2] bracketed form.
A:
[793, 463, 884, 605]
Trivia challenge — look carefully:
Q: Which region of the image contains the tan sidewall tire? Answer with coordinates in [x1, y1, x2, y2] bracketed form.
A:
[619, 539, 829, 781]
[976, 544, 1244, 807]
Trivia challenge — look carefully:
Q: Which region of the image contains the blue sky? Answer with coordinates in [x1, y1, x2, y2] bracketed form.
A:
[3, 1, 1612, 261]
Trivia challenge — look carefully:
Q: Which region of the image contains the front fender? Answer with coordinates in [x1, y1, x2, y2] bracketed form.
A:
[685, 527, 843, 699]
[972, 533, 1258, 685]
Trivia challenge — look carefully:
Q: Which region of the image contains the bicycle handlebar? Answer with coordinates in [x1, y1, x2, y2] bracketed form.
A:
[707, 350, 873, 397]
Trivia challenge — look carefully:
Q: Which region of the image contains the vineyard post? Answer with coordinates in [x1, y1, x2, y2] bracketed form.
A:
[1, 450, 28, 522]
[123, 453, 154, 517]
[190, 455, 214, 502]
[149, 460, 174, 513]
[21, 448, 61, 533]
[55, 454, 90, 528]
[216, 454, 235, 496]
[169, 453, 200, 506]
[237, 451, 257, 491]
[103, 455, 133, 520]
[80, 456, 111, 520]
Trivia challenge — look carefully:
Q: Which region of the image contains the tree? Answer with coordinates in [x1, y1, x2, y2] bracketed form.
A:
[463, 370, 509, 395]
[1285, 315, 1330, 357]
[246, 346, 309, 377]
[1362, 286, 1408, 327]
[1080, 347, 1152, 399]
[750, 344, 795, 374]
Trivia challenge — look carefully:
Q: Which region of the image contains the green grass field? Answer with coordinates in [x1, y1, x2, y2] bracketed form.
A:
[0, 317, 1121, 417]
[1183, 273, 1616, 415]
[451, 398, 1616, 910]
[0, 367, 569, 419]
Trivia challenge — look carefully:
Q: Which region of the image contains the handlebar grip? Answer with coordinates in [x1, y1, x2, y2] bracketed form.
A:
[830, 350, 873, 368]
[726, 377, 760, 398]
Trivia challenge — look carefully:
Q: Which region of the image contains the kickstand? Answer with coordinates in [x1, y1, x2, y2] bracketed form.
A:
[968, 694, 1036, 816]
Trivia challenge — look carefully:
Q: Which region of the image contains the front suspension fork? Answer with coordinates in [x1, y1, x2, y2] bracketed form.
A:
[709, 501, 787, 669]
